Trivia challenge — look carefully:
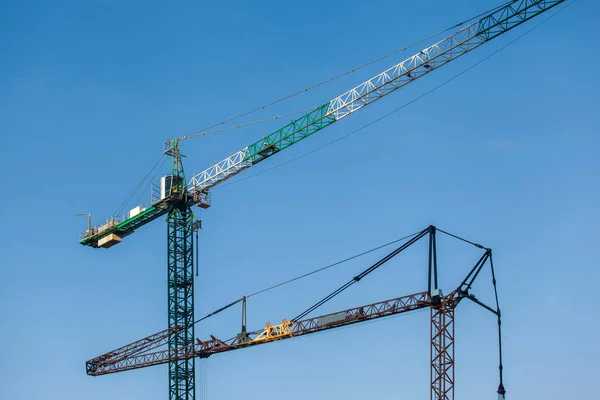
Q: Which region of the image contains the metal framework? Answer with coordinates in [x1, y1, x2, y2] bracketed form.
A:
[78, 1, 568, 398]
[85, 326, 182, 375]
[165, 140, 197, 400]
[431, 292, 460, 400]
[86, 291, 431, 375]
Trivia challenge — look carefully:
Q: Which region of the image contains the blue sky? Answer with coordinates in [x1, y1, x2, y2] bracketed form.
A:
[1, 0, 598, 399]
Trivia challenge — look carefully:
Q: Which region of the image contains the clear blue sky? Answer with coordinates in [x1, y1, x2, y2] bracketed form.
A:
[1, 0, 598, 399]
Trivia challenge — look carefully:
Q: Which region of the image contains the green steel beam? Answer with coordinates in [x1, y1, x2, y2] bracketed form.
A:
[79, 204, 169, 248]
[243, 103, 336, 165]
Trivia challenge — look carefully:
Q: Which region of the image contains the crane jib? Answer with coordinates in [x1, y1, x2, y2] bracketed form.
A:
[185, 0, 565, 197]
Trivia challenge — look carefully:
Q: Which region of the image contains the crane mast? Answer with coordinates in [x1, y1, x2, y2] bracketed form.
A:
[79, 1, 567, 399]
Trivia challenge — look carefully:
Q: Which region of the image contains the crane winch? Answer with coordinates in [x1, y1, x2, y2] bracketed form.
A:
[79, 2, 568, 399]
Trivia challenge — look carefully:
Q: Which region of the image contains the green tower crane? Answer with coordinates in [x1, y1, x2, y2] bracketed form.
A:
[78, 1, 568, 399]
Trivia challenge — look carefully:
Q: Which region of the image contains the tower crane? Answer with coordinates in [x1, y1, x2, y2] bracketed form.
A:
[78, 1, 567, 399]
[86, 226, 504, 400]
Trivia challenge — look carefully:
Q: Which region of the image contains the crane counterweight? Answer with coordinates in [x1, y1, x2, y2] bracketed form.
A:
[97, 233, 121, 249]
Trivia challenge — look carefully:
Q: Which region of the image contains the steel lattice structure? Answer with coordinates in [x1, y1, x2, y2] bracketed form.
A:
[167, 206, 195, 400]
[78, 1, 568, 398]
[86, 291, 431, 376]
[431, 292, 460, 400]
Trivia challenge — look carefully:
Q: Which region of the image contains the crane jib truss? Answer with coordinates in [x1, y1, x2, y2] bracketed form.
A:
[186, 0, 566, 197]
[79, 1, 568, 399]
[86, 291, 432, 375]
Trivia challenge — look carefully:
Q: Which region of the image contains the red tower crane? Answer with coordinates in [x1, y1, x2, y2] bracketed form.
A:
[86, 226, 505, 399]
